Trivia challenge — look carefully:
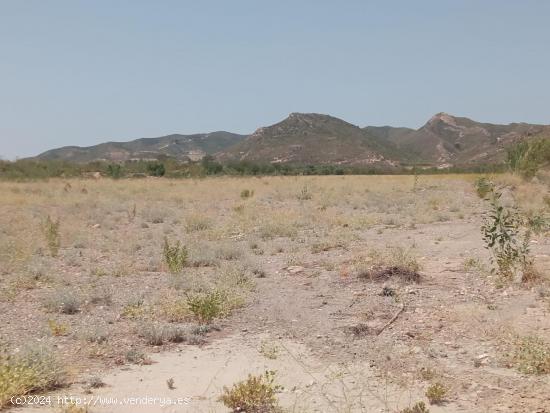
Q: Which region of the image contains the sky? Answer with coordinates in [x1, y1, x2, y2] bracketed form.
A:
[1, 0, 550, 159]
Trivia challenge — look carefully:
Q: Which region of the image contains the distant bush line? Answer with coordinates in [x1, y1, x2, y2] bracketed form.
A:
[0, 156, 509, 180]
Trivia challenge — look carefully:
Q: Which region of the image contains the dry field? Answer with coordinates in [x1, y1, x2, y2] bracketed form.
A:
[0, 175, 549, 412]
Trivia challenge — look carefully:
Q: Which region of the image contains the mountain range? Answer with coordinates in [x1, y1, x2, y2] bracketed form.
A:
[34, 113, 550, 168]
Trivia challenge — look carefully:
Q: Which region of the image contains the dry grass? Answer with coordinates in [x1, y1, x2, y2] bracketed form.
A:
[0, 174, 548, 411]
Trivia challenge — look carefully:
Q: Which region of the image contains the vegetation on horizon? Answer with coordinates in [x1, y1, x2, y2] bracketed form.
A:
[0, 156, 508, 180]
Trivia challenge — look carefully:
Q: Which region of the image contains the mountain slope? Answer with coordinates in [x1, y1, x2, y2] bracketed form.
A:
[217, 113, 401, 167]
[366, 113, 550, 165]
[35, 132, 246, 163]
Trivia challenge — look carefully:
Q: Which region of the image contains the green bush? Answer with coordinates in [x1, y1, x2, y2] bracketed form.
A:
[162, 238, 188, 273]
[186, 291, 224, 324]
[219, 371, 282, 413]
[481, 190, 532, 279]
[0, 346, 65, 409]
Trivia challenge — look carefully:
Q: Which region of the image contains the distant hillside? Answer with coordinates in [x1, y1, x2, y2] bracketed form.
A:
[366, 113, 550, 166]
[217, 113, 402, 167]
[35, 132, 246, 163]
[33, 112, 550, 168]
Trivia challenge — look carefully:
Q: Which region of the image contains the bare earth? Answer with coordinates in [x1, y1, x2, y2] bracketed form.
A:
[1, 175, 549, 412]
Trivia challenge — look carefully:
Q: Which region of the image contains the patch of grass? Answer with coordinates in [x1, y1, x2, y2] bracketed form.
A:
[162, 237, 188, 273]
[219, 370, 282, 413]
[509, 335, 550, 374]
[185, 214, 211, 232]
[44, 289, 81, 314]
[41, 215, 61, 257]
[0, 346, 65, 409]
[425, 382, 447, 405]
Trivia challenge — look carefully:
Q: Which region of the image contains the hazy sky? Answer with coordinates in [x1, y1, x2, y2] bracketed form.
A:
[1, 0, 550, 159]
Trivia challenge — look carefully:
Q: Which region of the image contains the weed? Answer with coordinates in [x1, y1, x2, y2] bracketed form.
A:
[162, 237, 188, 273]
[89, 286, 113, 306]
[219, 370, 282, 413]
[259, 341, 279, 360]
[400, 401, 430, 413]
[0, 346, 65, 409]
[509, 335, 550, 374]
[125, 349, 151, 365]
[481, 190, 532, 279]
[215, 243, 243, 261]
[140, 324, 187, 345]
[186, 291, 224, 324]
[474, 177, 494, 199]
[121, 295, 146, 319]
[42, 215, 60, 257]
[44, 289, 81, 314]
[47, 319, 69, 336]
[419, 367, 436, 381]
[425, 382, 447, 405]
[185, 214, 211, 232]
[159, 298, 190, 322]
[87, 376, 105, 389]
[240, 189, 254, 199]
[297, 185, 312, 200]
[359, 247, 421, 282]
[61, 402, 89, 413]
[166, 377, 175, 390]
[83, 327, 109, 344]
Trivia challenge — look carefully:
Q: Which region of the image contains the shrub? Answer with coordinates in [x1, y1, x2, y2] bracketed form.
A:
[474, 177, 494, 199]
[47, 319, 69, 336]
[44, 289, 81, 314]
[0, 346, 65, 409]
[83, 327, 109, 344]
[510, 335, 550, 374]
[146, 162, 165, 177]
[42, 215, 60, 257]
[219, 371, 282, 413]
[297, 185, 312, 200]
[125, 349, 152, 365]
[141, 324, 187, 345]
[106, 164, 123, 179]
[240, 189, 254, 199]
[425, 382, 447, 405]
[481, 190, 532, 279]
[186, 291, 224, 324]
[400, 401, 430, 413]
[184, 215, 211, 232]
[162, 238, 188, 273]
